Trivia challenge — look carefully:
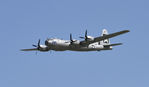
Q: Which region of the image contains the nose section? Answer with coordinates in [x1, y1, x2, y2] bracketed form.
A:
[45, 40, 49, 46]
[45, 39, 53, 46]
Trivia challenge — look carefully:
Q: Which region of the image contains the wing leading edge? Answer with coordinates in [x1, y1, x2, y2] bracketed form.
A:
[21, 48, 38, 51]
[80, 30, 130, 46]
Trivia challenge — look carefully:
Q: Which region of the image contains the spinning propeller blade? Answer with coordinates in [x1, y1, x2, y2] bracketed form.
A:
[70, 34, 72, 41]
[32, 44, 37, 47]
[69, 33, 77, 45]
[38, 39, 40, 47]
[85, 30, 87, 37]
[79, 30, 88, 41]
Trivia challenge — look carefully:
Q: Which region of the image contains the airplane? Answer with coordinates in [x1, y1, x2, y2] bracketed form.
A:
[21, 29, 130, 52]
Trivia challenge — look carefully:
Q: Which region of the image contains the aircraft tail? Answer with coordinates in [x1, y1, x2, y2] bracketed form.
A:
[100, 29, 110, 45]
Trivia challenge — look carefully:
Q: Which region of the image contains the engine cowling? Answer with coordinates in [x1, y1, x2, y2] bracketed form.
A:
[70, 40, 80, 45]
[39, 45, 50, 51]
[86, 36, 94, 41]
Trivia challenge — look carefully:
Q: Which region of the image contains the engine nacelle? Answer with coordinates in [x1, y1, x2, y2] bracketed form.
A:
[87, 36, 94, 41]
[39, 45, 50, 52]
[71, 40, 80, 45]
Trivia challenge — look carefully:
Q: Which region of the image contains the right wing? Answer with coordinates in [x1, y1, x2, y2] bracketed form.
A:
[80, 30, 130, 46]
[21, 48, 38, 51]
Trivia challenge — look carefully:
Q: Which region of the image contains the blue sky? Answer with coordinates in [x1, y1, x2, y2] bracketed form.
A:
[0, 0, 149, 87]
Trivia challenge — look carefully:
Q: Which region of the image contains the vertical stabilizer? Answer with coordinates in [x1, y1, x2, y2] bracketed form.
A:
[100, 29, 110, 45]
[101, 29, 108, 36]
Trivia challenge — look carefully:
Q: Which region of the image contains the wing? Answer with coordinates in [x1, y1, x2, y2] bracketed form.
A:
[20, 48, 38, 51]
[80, 30, 130, 46]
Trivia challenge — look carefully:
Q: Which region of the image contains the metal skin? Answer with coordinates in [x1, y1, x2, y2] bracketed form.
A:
[21, 29, 129, 52]
[45, 38, 112, 51]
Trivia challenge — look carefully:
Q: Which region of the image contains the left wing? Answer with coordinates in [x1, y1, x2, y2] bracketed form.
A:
[21, 48, 38, 51]
[80, 30, 130, 46]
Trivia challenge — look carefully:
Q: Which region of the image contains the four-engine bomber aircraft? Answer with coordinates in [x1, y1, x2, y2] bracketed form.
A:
[21, 29, 130, 52]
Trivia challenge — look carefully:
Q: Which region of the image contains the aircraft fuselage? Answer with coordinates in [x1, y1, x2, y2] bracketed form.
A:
[45, 38, 112, 51]
[21, 29, 129, 52]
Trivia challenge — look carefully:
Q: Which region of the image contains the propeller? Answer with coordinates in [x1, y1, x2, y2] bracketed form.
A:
[79, 30, 88, 41]
[70, 34, 77, 45]
[32, 39, 41, 50]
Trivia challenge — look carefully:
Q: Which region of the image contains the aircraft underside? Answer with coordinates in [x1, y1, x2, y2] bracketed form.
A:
[50, 45, 112, 51]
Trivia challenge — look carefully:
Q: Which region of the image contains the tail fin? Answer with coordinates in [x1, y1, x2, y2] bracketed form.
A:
[100, 29, 110, 45]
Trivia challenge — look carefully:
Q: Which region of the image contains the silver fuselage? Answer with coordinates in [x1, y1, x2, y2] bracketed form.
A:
[45, 38, 112, 51]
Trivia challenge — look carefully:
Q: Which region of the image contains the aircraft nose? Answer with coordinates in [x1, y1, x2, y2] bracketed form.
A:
[45, 40, 49, 46]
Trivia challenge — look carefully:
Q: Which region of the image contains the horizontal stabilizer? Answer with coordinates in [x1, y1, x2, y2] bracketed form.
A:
[104, 43, 122, 47]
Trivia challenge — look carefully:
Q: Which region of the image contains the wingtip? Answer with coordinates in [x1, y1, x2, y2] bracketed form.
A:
[125, 30, 130, 32]
[20, 48, 38, 51]
[20, 49, 26, 51]
[120, 30, 130, 34]
[119, 43, 123, 45]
